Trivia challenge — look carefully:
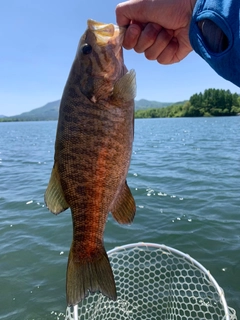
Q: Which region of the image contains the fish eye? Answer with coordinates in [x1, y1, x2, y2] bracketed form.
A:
[82, 43, 92, 55]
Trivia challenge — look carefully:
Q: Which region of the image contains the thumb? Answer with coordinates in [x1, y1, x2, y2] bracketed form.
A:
[116, 0, 189, 29]
[116, 0, 159, 26]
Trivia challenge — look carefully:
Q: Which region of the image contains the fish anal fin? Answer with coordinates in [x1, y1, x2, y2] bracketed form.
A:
[44, 163, 69, 214]
[111, 181, 136, 224]
[66, 244, 117, 306]
[113, 69, 136, 102]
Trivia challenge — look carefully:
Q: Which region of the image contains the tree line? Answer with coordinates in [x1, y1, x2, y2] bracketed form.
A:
[135, 89, 240, 118]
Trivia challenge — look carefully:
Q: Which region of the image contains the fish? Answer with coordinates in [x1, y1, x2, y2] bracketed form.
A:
[44, 19, 136, 306]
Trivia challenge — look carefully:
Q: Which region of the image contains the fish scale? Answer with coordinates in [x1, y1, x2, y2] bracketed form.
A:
[45, 19, 136, 306]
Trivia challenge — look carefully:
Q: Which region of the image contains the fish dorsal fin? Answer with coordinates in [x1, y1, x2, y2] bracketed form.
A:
[111, 181, 136, 224]
[44, 163, 69, 214]
[113, 69, 136, 102]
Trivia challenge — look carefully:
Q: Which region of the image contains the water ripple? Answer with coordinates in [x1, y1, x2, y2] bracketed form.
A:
[0, 118, 239, 318]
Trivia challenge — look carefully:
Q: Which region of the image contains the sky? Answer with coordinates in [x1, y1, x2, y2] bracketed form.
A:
[1, 0, 239, 117]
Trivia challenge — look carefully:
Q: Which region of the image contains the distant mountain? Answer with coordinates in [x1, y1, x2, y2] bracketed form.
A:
[135, 99, 173, 110]
[0, 99, 184, 122]
[0, 115, 6, 118]
[7, 100, 61, 121]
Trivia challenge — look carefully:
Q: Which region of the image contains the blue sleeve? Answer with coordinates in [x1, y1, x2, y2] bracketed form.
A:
[189, 0, 240, 87]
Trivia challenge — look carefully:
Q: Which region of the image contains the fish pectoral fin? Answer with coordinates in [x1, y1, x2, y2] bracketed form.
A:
[111, 181, 136, 224]
[44, 163, 69, 214]
[113, 69, 136, 102]
[66, 244, 117, 306]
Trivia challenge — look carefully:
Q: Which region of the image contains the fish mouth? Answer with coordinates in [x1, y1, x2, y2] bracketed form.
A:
[87, 19, 125, 46]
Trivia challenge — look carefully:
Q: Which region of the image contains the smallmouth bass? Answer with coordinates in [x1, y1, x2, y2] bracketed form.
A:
[45, 19, 136, 306]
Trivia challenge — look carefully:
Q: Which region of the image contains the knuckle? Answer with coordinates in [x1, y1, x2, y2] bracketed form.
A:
[115, 3, 122, 12]
[144, 23, 161, 41]
[134, 47, 143, 54]
[144, 51, 155, 60]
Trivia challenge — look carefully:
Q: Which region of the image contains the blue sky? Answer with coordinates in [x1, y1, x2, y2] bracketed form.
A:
[1, 0, 239, 116]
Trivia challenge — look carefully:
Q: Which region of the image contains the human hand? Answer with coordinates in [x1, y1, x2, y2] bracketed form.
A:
[116, 0, 197, 64]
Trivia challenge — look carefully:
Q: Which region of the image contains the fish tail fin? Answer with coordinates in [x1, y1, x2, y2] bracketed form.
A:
[66, 243, 117, 306]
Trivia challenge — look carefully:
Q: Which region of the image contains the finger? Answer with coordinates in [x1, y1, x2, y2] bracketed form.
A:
[143, 28, 173, 60]
[134, 23, 162, 53]
[123, 24, 141, 50]
[157, 38, 179, 64]
[116, 0, 159, 27]
[115, 2, 132, 27]
[116, 0, 184, 28]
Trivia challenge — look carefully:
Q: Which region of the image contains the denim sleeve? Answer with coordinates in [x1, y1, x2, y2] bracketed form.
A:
[189, 0, 240, 87]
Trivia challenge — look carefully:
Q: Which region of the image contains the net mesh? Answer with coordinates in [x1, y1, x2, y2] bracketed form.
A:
[65, 242, 237, 320]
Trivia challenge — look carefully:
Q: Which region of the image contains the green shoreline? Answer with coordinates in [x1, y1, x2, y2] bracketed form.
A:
[1, 88, 240, 122]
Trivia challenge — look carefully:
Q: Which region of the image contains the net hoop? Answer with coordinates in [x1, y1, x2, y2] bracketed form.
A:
[65, 242, 237, 320]
[109, 242, 230, 316]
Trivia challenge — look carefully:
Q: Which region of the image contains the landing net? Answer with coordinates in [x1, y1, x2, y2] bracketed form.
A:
[65, 242, 237, 320]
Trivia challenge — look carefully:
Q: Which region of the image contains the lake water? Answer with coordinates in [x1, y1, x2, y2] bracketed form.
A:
[0, 117, 239, 319]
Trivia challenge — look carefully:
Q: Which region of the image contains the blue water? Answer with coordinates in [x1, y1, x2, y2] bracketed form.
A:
[0, 117, 239, 319]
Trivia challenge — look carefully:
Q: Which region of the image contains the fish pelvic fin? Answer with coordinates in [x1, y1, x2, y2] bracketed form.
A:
[66, 244, 117, 306]
[111, 181, 136, 224]
[44, 163, 69, 214]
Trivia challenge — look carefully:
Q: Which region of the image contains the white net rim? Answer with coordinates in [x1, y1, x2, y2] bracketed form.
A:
[65, 242, 237, 320]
